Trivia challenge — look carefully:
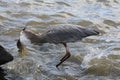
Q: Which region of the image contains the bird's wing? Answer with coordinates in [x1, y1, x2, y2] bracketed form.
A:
[42, 24, 99, 43]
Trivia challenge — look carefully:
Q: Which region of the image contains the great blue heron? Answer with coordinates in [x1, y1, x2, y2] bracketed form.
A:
[0, 45, 13, 65]
[17, 24, 99, 67]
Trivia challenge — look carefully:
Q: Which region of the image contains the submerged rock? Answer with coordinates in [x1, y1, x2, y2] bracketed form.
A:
[0, 45, 13, 65]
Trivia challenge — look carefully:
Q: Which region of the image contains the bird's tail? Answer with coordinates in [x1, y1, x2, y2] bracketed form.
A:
[83, 29, 99, 37]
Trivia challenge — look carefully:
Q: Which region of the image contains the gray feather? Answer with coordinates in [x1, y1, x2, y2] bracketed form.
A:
[41, 24, 99, 43]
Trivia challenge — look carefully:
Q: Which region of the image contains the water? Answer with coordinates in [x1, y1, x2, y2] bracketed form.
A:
[0, 0, 120, 80]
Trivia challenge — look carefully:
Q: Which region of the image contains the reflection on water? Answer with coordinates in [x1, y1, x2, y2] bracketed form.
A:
[0, 0, 120, 80]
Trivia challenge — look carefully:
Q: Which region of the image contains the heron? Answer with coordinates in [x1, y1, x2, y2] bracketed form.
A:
[17, 24, 99, 67]
[0, 45, 13, 65]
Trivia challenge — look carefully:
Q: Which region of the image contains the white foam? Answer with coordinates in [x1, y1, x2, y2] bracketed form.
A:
[81, 47, 106, 68]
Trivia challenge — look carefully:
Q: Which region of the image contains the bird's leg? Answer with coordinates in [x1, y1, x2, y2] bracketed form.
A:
[17, 39, 26, 56]
[60, 43, 70, 61]
[56, 43, 71, 67]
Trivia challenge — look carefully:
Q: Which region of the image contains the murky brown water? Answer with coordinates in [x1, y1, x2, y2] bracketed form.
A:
[0, 0, 120, 80]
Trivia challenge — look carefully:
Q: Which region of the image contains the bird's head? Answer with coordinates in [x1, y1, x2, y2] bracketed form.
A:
[17, 28, 29, 56]
[17, 27, 33, 56]
[17, 28, 41, 56]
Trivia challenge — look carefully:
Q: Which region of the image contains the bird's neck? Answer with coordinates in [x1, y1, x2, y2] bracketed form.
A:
[22, 30, 46, 45]
[31, 35, 46, 44]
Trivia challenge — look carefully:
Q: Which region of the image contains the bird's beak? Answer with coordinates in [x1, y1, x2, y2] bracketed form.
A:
[17, 39, 26, 56]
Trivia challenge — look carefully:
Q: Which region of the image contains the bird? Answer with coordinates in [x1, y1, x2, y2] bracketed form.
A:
[0, 45, 13, 65]
[17, 24, 99, 67]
